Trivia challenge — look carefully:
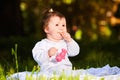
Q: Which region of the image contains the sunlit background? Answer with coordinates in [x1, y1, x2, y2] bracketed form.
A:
[0, 0, 120, 72]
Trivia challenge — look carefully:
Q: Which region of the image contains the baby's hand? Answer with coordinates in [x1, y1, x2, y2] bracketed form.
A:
[60, 32, 72, 42]
[48, 47, 58, 57]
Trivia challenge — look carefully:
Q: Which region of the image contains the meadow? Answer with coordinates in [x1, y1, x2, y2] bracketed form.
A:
[0, 37, 120, 80]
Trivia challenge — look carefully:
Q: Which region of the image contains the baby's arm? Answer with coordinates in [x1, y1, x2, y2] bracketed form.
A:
[67, 39, 80, 56]
[32, 42, 50, 65]
[60, 31, 80, 56]
[32, 41, 59, 65]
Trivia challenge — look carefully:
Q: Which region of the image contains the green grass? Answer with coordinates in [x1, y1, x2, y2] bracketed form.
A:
[0, 65, 6, 80]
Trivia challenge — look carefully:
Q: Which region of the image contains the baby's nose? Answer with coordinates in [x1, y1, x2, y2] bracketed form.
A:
[59, 27, 64, 30]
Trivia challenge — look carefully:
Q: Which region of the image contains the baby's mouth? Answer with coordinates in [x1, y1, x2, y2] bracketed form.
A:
[58, 32, 63, 37]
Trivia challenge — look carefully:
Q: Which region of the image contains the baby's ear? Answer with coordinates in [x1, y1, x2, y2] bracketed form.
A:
[44, 27, 49, 33]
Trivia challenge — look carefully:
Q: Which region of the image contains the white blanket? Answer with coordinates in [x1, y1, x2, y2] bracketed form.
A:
[7, 64, 120, 80]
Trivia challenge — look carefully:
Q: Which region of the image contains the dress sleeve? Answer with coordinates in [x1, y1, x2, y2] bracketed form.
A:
[32, 41, 50, 66]
[67, 39, 80, 56]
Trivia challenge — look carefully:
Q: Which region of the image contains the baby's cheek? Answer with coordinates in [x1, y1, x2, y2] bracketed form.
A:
[64, 28, 67, 32]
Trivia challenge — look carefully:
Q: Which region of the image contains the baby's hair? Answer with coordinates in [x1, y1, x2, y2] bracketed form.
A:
[41, 8, 65, 29]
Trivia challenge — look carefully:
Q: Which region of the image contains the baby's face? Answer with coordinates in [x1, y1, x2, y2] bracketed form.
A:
[44, 16, 67, 41]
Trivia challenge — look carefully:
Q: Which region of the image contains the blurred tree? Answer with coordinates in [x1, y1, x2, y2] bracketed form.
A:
[0, 0, 115, 41]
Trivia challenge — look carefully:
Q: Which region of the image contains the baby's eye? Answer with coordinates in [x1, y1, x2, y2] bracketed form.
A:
[62, 24, 65, 27]
[55, 24, 58, 26]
